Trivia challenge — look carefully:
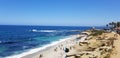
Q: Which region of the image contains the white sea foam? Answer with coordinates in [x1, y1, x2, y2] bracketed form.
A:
[31, 29, 81, 33]
[5, 35, 78, 58]
[32, 29, 57, 32]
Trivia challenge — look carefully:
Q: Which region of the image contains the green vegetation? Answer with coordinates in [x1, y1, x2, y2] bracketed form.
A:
[90, 30, 105, 36]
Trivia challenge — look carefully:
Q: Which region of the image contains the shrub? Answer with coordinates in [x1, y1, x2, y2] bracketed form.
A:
[91, 30, 105, 36]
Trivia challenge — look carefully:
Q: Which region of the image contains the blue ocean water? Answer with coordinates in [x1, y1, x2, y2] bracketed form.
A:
[0, 25, 104, 57]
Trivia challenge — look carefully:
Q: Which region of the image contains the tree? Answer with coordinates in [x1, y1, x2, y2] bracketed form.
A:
[107, 21, 120, 29]
[108, 22, 115, 30]
[117, 22, 120, 27]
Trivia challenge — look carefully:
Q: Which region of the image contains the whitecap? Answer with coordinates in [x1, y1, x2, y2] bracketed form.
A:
[31, 29, 57, 32]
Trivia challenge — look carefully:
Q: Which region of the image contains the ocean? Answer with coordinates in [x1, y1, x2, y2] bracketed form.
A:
[0, 25, 104, 57]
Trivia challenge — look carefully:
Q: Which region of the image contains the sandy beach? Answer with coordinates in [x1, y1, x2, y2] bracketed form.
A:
[21, 34, 87, 58]
[5, 33, 87, 58]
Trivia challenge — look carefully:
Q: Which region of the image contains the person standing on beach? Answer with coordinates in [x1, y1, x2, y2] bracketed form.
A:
[63, 47, 69, 58]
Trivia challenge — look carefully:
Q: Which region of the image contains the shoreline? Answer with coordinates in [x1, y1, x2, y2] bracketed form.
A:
[6, 30, 120, 58]
[5, 34, 86, 58]
[5, 29, 119, 58]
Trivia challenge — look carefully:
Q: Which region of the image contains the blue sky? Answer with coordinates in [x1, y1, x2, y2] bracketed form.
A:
[0, 0, 120, 26]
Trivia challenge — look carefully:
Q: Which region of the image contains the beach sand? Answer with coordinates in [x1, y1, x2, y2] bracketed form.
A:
[21, 34, 87, 58]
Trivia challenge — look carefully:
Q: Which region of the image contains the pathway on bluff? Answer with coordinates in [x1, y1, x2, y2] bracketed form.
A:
[110, 33, 120, 58]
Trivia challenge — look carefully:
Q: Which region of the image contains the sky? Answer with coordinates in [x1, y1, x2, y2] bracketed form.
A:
[0, 0, 120, 26]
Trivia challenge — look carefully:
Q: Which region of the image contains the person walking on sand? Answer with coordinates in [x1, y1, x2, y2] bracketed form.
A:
[63, 47, 69, 58]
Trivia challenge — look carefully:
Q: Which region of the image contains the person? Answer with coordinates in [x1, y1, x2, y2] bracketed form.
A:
[39, 54, 43, 58]
[63, 47, 69, 58]
[64, 47, 69, 53]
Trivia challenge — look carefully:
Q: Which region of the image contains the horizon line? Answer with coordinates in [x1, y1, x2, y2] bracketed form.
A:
[0, 24, 106, 27]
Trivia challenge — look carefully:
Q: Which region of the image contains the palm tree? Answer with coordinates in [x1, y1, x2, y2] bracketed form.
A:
[108, 22, 114, 30]
[117, 22, 120, 27]
[107, 21, 120, 30]
[111, 22, 116, 28]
